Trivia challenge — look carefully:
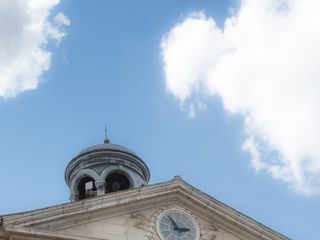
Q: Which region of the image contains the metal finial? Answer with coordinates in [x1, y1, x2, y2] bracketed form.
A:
[104, 124, 110, 144]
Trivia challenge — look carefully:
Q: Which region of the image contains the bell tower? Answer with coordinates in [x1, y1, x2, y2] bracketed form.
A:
[65, 137, 150, 201]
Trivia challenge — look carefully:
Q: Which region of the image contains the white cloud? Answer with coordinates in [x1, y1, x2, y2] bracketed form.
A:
[54, 12, 71, 26]
[161, 0, 320, 195]
[0, 0, 70, 99]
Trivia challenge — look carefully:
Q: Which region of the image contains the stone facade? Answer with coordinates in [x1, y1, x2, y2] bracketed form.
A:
[0, 140, 289, 240]
[0, 177, 289, 240]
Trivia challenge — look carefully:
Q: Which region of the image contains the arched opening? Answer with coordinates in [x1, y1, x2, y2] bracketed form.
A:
[77, 176, 97, 200]
[105, 171, 131, 193]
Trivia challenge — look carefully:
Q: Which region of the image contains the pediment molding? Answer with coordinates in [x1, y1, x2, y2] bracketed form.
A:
[1, 178, 289, 240]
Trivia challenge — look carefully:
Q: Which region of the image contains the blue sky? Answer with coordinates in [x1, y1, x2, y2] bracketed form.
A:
[0, 1, 319, 239]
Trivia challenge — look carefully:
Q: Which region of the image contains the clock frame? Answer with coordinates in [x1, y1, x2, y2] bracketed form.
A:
[156, 208, 200, 240]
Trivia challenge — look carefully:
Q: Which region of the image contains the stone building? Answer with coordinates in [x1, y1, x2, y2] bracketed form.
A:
[0, 137, 289, 240]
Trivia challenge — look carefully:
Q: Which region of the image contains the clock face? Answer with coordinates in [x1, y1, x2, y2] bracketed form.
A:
[157, 209, 199, 240]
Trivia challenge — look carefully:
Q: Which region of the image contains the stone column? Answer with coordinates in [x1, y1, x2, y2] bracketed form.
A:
[69, 192, 79, 202]
[95, 181, 106, 196]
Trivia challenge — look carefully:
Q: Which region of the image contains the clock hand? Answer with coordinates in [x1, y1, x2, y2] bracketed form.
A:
[177, 227, 190, 232]
[168, 216, 190, 233]
[168, 216, 179, 229]
[173, 227, 189, 231]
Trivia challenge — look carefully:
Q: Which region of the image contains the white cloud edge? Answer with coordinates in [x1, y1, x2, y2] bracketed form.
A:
[161, 0, 320, 196]
[0, 0, 70, 99]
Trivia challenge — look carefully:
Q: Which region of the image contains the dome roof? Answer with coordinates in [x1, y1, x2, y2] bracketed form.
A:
[64, 136, 150, 201]
[65, 138, 150, 186]
[78, 143, 138, 157]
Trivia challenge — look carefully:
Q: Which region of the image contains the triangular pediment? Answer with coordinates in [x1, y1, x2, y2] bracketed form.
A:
[1, 178, 289, 240]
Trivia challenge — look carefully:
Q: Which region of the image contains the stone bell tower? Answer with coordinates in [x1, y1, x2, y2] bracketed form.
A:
[65, 137, 150, 201]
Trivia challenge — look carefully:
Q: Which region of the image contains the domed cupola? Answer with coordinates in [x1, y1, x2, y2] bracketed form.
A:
[65, 137, 150, 201]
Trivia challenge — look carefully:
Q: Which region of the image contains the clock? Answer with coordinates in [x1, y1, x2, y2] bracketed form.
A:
[157, 209, 199, 240]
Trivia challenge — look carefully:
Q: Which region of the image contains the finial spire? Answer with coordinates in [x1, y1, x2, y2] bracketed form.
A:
[104, 124, 110, 144]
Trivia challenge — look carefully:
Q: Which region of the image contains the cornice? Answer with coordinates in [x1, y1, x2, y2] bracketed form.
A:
[0, 177, 290, 240]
